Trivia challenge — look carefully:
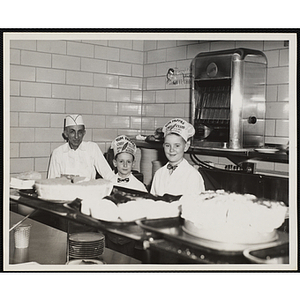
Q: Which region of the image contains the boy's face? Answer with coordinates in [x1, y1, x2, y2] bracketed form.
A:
[113, 152, 134, 177]
[163, 133, 190, 165]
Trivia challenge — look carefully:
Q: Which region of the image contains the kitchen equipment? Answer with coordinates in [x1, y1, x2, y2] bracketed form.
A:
[191, 48, 267, 150]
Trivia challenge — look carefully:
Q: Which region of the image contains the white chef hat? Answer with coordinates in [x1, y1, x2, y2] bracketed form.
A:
[111, 135, 136, 158]
[64, 114, 85, 127]
[162, 118, 195, 142]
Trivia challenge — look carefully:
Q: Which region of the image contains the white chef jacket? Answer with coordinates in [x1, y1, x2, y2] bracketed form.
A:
[112, 173, 148, 193]
[47, 141, 114, 181]
[150, 158, 205, 197]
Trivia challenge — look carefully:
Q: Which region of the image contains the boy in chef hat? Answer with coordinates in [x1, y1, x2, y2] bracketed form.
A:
[110, 135, 147, 192]
[47, 114, 114, 181]
[106, 135, 147, 256]
[150, 118, 205, 197]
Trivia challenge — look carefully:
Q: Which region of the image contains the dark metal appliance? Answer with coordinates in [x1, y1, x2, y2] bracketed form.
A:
[191, 48, 267, 149]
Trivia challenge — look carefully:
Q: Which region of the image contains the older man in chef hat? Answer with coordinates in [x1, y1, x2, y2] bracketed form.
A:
[47, 114, 114, 181]
[150, 118, 205, 197]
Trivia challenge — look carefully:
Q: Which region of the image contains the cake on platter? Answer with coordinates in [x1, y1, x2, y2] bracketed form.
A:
[180, 190, 288, 245]
[34, 176, 113, 202]
[90, 198, 181, 222]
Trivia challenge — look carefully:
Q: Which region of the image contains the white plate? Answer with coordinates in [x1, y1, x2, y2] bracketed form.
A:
[67, 259, 105, 265]
[254, 148, 279, 154]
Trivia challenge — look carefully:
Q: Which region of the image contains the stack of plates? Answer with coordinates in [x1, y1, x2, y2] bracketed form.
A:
[68, 232, 105, 260]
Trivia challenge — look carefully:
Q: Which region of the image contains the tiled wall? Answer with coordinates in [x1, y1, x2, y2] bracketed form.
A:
[10, 40, 144, 178]
[142, 40, 290, 174]
[10, 39, 290, 178]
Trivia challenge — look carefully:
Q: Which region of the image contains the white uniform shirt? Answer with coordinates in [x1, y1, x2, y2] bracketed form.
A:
[47, 141, 114, 181]
[112, 173, 148, 193]
[150, 158, 205, 196]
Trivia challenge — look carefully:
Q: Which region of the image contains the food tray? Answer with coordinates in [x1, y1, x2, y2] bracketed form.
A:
[136, 218, 289, 254]
[243, 242, 289, 264]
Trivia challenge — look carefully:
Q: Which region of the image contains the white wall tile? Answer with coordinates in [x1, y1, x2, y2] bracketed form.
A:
[66, 70, 93, 86]
[120, 49, 143, 64]
[80, 86, 106, 101]
[11, 97, 35, 112]
[94, 73, 118, 88]
[36, 98, 65, 113]
[52, 84, 79, 99]
[10, 81, 20, 96]
[10, 158, 34, 173]
[36, 68, 65, 84]
[81, 57, 107, 73]
[21, 82, 51, 98]
[67, 41, 94, 58]
[11, 65, 35, 81]
[166, 46, 187, 61]
[108, 61, 131, 76]
[37, 40, 67, 54]
[66, 99, 93, 114]
[109, 40, 133, 49]
[107, 89, 131, 102]
[95, 45, 119, 61]
[19, 112, 50, 127]
[35, 128, 65, 142]
[52, 54, 81, 70]
[10, 49, 20, 64]
[119, 76, 143, 90]
[21, 50, 51, 67]
[11, 40, 36, 51]
[147, 49, 166, 64]
[93, 102, 118, 115]
[10, 128, 35, 142]
[20, 143, 51, 157]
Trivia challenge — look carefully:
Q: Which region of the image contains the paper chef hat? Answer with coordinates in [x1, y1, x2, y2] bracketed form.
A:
[162, 118, 195, 142]
[64, 114, 85, 127]
[111, 135, 136, 158]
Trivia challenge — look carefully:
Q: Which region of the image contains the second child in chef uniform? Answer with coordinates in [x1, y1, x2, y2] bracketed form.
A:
[106, 135, 147, 256]
[110, 135, 147, 192]
[150, 118, 205, 197]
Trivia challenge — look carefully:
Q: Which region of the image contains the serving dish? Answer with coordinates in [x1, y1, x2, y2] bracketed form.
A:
[254, 148, 280, 154]
[19, 190, 70, 204]
[243, 241, 289, 264]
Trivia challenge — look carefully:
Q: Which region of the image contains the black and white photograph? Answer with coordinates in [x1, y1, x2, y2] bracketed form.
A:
[2, 31, 298, 273]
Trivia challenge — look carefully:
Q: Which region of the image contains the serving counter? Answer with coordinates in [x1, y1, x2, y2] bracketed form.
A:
[9, 211, 141, 266]
[9, 188, 289, 266]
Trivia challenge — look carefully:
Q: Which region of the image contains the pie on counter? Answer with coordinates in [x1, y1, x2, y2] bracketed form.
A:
[34, 176, 113, 202]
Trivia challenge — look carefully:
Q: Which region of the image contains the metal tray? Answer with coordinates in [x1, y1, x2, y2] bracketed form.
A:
[136, 218, 289, 255]
[15, 190, 146, 240]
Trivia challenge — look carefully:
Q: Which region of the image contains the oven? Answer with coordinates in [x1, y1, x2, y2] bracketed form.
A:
[191, 48, 267, 150]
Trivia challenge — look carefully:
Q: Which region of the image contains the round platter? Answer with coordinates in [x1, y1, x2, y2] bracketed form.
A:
[182, 220, 279, 252]
[254, 148, 279, 154]
[67, 259, 105, 265]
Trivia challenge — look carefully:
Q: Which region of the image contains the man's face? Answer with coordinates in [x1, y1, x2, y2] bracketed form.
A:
[64, 125, 86, 150]
[163, 133, 190, 165]
[113, 152, 134, 177]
